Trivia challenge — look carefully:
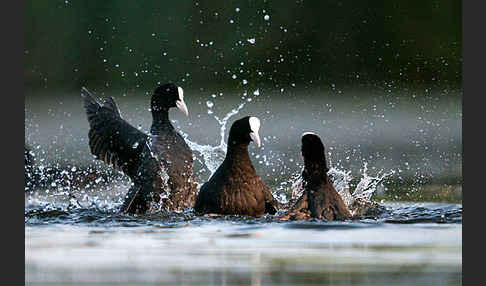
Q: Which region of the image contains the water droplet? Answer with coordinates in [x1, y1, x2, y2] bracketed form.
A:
[242, 79, 248, 85]
[264, 15, 270, 21]
[206, 101, 214, 108]
[253, 89, 260, 96]
[247, 38, 256, 44]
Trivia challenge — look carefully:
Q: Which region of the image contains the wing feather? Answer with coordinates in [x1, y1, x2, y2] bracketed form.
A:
[82, 87, 148, 180]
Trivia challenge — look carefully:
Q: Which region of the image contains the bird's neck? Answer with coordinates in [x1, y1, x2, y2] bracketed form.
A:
[225, 143, 254, 170]
[150, 110, 174, 134]
[302, 159, 328, 186]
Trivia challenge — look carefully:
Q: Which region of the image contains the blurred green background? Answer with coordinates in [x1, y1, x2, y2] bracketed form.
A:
[25, 0, 461, 94]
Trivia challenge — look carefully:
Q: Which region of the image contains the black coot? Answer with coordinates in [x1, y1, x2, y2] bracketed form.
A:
[82, 83, 198, 214]
[288, 132, 352, 221]
[194, 116, 279, 217]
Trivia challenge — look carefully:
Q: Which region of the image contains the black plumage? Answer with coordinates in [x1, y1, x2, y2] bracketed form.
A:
[288, 132, 352, 221]
[81, 83, 198, 214]
[194, 116, 279, 217]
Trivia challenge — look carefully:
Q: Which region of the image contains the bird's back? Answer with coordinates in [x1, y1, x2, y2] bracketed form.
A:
[307, 178, 352, 220]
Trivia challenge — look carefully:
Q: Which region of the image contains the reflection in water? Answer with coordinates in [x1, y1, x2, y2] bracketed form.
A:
[25, 206, 461, 285]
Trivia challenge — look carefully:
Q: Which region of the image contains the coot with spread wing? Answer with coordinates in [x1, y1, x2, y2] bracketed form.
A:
[82, 84, 198, 214]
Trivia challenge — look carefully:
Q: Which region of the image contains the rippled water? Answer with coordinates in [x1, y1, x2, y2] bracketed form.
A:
[25, 200, 462, 227]
[25, 200, 461, 285]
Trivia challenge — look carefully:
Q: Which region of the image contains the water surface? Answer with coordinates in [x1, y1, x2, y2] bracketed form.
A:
[25, 199, 462, 285]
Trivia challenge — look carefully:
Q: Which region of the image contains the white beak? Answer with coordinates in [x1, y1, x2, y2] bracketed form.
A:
[250, 131, 261, 148]
[176, 100, 189, 117]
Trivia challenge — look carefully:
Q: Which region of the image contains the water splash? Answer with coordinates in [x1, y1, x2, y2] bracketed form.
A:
[331, 162, 395, 216]
[328, 167, 354, 207]
[285, 161, 394, 213]
[25, 145, 129, 213]
[352, 162, 395, 200]
[180, 101, 247, 179]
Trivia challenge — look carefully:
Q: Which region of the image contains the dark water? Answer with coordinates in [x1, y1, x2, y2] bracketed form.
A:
[25, 200, 462, 227]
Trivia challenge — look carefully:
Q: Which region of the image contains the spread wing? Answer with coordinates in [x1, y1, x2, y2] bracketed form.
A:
[82, 87, 148, 180]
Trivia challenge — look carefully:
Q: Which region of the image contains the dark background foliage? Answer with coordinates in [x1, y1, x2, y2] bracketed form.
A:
[25, 0, 461, 95]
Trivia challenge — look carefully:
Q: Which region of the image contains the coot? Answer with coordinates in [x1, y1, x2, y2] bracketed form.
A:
[288, 132, 352, 221]
[194, 116, 279, 217]
[82, 84, 198, 214]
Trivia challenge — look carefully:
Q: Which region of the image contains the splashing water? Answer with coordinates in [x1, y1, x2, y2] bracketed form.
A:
[352, 162, 395, 200]
[25, 144, 131, 212]
[286, 161, 394, 212]
[328, 167, 354, 206]
[180, 101, 247, 179]
[332, 162, 395, 216]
